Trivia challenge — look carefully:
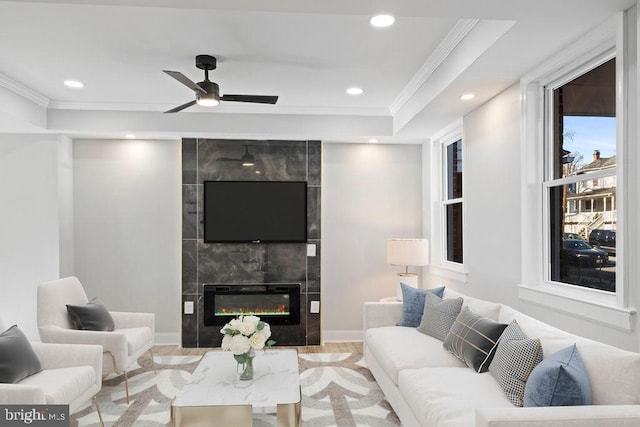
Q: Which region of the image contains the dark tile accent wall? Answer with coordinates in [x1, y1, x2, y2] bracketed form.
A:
[181, 139, 321, 347]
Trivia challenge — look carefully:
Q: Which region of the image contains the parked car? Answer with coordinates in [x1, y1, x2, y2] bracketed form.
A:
[588, 229, 616, 255]
[561, 239, 608, 268]
[562, 232, 585, 241]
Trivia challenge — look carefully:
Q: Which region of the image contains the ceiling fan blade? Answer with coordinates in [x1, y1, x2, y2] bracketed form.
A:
[165, 100, 197, 113]
[221, 94, 278, 104]
[163, 70, 206, 94]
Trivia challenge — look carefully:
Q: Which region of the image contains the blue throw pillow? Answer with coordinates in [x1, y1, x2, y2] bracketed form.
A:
[397, 283, 445, 327]
[523, 344, 592, 407]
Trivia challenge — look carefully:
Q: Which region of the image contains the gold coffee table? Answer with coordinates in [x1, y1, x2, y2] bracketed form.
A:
[171, 349, 301, 427]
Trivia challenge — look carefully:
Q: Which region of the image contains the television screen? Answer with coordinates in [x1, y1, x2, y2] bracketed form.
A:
[203, 181, 308, 243]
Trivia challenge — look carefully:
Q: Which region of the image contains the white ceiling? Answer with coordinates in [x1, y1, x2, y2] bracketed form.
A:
[0, 0, 635, 142]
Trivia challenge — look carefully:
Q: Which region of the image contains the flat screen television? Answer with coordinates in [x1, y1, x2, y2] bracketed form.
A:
[203, 181, 307, 243]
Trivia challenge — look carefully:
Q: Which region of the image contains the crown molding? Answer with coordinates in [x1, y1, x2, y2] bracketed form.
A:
[0, 73, 50, 107]
[47, 101, 391, 117]
[389, 18, 479, 115]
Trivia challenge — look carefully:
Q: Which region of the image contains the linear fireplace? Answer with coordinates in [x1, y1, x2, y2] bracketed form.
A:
[203, 283, 301, 326]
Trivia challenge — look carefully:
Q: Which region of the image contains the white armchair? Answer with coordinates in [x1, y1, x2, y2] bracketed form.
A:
[37, 276, 156, 403]
[0, 317, 104, 426]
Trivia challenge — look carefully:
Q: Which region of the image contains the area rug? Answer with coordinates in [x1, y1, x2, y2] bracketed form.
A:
[71, 352, 399, 426]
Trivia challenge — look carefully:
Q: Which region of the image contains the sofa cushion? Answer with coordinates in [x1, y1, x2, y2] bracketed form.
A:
[524, 344, 592, 407]
[417, 293, 463, 341]
[443, 307, 508, 372]
[66, 298, 115, 331]
[443, 289, 502, 320]
[489, 320, 543, 407]
[19, 366, 96, 404]
[498, 304, 640, 405]
[397, 284, 445, 327]
[0, 325, 42, 384]
[117, 327, 153, 355]
[398, 367, 512, 427]
[365, 326, 464, 385]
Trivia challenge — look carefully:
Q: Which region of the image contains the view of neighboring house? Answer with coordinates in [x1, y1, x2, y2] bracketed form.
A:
[565, 150, 617, 238]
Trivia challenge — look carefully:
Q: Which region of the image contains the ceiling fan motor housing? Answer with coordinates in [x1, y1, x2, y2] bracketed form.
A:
[197, 80, 220, 103]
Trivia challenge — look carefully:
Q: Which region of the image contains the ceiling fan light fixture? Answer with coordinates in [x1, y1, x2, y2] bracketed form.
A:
[241, 145, 255, 167]
[196, 94, 220, 107]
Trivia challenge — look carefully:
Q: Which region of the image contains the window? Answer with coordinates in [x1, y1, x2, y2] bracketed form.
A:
[519, 12, 636, 330]
[429, 123, 466, 281]
[546, 57, 617, 293]
[444, 139, 463, 264]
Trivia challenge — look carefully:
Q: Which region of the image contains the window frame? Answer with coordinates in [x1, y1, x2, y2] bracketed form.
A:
[429, 120, 467, 281]
[518, 12, 636, 330]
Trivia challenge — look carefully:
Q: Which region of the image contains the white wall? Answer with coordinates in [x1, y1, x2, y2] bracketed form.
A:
[72, 139, 181, 343]
[322, 143, 423, 341]
[58, 136, 75, 277]
[427, 83, 640, 351]
[427, 86, 522, 299]
[0, 134, 65, 340]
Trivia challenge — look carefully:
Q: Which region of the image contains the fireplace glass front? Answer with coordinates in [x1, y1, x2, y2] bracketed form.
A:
[204, 283, 300, 326]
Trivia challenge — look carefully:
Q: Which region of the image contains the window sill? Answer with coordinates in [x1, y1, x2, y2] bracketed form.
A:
[428, 264, 468, 283]
[517, 284, 636, 331]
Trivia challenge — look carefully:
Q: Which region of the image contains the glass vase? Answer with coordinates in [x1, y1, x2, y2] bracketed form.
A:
[238, 350, 255, 381]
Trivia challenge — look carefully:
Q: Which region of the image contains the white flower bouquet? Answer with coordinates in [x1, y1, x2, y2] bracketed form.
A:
[220, 315, 275, 365]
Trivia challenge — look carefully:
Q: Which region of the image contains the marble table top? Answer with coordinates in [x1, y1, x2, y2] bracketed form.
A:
[172, 349, 300, 408]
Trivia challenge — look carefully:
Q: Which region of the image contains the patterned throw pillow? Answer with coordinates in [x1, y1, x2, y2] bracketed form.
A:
[443, 306, 508, 372]
[489, 320, 543, 406]
[524, 344, 592, 407]
[417, 292, 463, 341]
[397, 284, 446, 327]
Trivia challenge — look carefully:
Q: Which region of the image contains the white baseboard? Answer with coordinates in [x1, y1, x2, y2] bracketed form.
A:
[155, 332, 180, 345]
[322, 329, 363, 343]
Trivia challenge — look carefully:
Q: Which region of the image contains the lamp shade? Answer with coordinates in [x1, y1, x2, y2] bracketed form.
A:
[386, 238, 429, 266]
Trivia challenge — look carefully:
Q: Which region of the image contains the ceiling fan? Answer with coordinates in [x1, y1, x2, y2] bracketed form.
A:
[163, 55, 279, 113]
[217, 145, 256, 167]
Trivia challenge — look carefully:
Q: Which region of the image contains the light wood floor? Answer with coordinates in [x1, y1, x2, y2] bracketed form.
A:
[153, 342, 362, 356]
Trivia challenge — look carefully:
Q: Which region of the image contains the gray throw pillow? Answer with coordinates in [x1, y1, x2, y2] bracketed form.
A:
[0, 325, 42, 384]
[489, 320, 544, 407]
[397, 284, 446, 327]
[66, 297, 115, 331]
[417, 292, 463, 341]
[443, 306, 508, 372]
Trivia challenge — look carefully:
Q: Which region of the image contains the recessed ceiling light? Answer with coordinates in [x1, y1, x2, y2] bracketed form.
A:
[64, 80, 84, 88]
[125, 134, 136, 139]
[368, 138, 379, 143]
[370, 14, 395, 28]
[460, 93, 475, 101]
[346, 87, 363, 95]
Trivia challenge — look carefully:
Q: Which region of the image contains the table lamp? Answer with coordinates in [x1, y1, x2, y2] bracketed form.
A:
[386, 238, 429, 301]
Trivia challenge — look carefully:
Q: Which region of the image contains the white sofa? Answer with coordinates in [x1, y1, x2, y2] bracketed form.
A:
[363, 288, 640, 427]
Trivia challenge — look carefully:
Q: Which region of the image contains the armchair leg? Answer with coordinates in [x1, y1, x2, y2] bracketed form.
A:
[103, 350, 130, 404]
[104, 350, 120, 374]
[93, 396, 105, 427]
